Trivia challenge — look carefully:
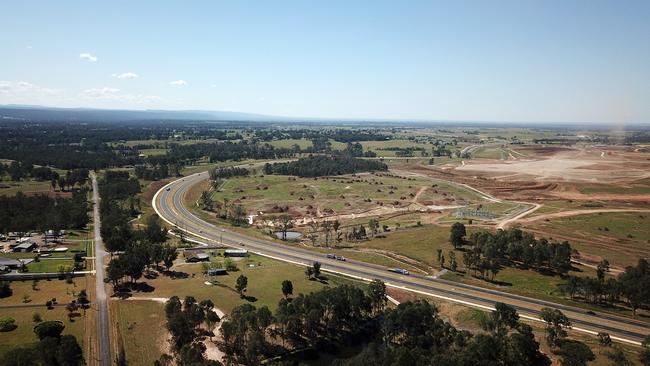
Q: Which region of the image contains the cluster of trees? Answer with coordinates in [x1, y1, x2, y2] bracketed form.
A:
[106, 215, 177, 289]
[1, 320, 84, 366]
[564, 258, 650, 315]
[220, 281, 387, 365]
[200, 196, 247, 226]
[341, 301, 549, 366]
[448, 224, 573, 281]
[0, 162, 88, 190]
[155, 296, 221, 366]
[0, 191, 90, 234]
[99, 171, 141, 253]
[216, 280, 555, 366]
[263, 155, 388, 177]
[134, 163, 181, 181]
[208, 166, 250, 180]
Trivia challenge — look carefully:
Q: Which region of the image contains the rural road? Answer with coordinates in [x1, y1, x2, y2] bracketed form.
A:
[91, 172, 111, 366]
[153, 172, 650, 346]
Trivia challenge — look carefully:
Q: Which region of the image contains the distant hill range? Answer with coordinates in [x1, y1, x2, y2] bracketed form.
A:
[0, 105, 288, 123]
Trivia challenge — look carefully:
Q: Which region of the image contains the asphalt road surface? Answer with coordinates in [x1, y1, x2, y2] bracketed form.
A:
[91, 172, 111, 366]
[153, 171, 650, 346]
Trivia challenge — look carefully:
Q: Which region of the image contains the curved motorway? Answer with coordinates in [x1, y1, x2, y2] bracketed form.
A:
[153, 172, 649, 346]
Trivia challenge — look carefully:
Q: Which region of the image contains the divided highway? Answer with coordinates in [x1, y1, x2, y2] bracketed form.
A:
[153, 172, 650, 346]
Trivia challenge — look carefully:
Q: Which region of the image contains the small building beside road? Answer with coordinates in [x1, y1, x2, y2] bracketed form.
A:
[207, 268, 227, 276]
[224, 249, 248, 257]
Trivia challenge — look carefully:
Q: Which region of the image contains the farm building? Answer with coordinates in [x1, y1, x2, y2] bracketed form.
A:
[207, 268, 227, 276]
[224, 249, 248, 257]
[12, 242, 37, 252]
[184, 250, 209, 263]
[0, 257, 28, 269]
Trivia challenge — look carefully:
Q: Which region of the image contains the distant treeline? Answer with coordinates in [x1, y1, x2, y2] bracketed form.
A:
[263, 155, 388, 177]
[255, 128, 391, 143]
[0, 191, 90, 234]
[167, 141, 298, 163]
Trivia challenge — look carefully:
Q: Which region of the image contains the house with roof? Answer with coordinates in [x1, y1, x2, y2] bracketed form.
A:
[184, 249, 209, 263]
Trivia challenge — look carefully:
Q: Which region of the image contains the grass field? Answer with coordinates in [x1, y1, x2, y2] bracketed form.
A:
[0, 306, 87, 359]
[210, 171, 483, 217]
[113, 300, 167, 366]
[0, 179, 54, 196]
[360, 139, 434, 157]
[579, 184, 650, 195]
[0, 276, 93, 306]
[123, 252, 362, 314]
[527, 212, 650, 267]
[267, 138, 314, 149]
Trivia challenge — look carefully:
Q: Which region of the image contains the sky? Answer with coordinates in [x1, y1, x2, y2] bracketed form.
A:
[1, 0, 649, 123]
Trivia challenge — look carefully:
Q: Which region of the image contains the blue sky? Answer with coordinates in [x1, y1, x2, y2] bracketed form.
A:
[1, 0, 649, 123]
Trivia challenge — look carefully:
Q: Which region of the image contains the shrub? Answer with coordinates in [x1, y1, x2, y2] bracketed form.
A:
[0, 281, 11, 298]
[33, 320, 65, 339]
[0, 317, 17, 332]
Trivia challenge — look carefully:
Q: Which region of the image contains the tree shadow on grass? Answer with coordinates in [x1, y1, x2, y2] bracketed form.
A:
[165, 270, 189, 279]
[241, 295, 258, 302]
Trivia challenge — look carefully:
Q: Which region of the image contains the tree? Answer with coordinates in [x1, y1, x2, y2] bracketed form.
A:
[436, 248, 443, 266]
[555, 340, 595, 366]
[312, 262, 321, 279]
[539, 307, 571, 347]
[277, 214, 293, 240]
[281, 280, 293, 299]
[641, 334, 650, 366]
[368, 279, 387, 314]
[597, 259, 610, 282]
[450, 222, 466, 249]
[199, 191, 214, 211]
[236, 275, 248, 297]
[448, 250, 457, 272]
[0, 281, 11, 298]
[305, 266, 314, 279]
[322, 220, 333, 247]
[368, 219, 379, 238]
[481, 302, 519, 336]
[34, 320, 65, 339]
[161, 245, 178, 271]
[605, 346, 631, 366]
[598, 332, 612, 348]
[56, 335, 84, 366]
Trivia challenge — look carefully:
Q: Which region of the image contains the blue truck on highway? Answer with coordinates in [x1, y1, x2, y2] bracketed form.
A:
[388, 268, 409, 275]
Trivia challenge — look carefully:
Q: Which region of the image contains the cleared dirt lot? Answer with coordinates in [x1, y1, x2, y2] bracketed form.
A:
[456, 147, 650, 183]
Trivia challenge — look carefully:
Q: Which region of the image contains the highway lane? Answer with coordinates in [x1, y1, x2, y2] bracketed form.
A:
[153, 172, 650, 346]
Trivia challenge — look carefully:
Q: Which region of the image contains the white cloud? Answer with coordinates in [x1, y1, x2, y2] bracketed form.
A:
[170, 79, 188, 86]
[25, 45, 33, 49]
[0, 80, 62, 96]
[81, 87, 160, 104]
[79, 53, 98, 62]
[116, 72, 139, 79]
